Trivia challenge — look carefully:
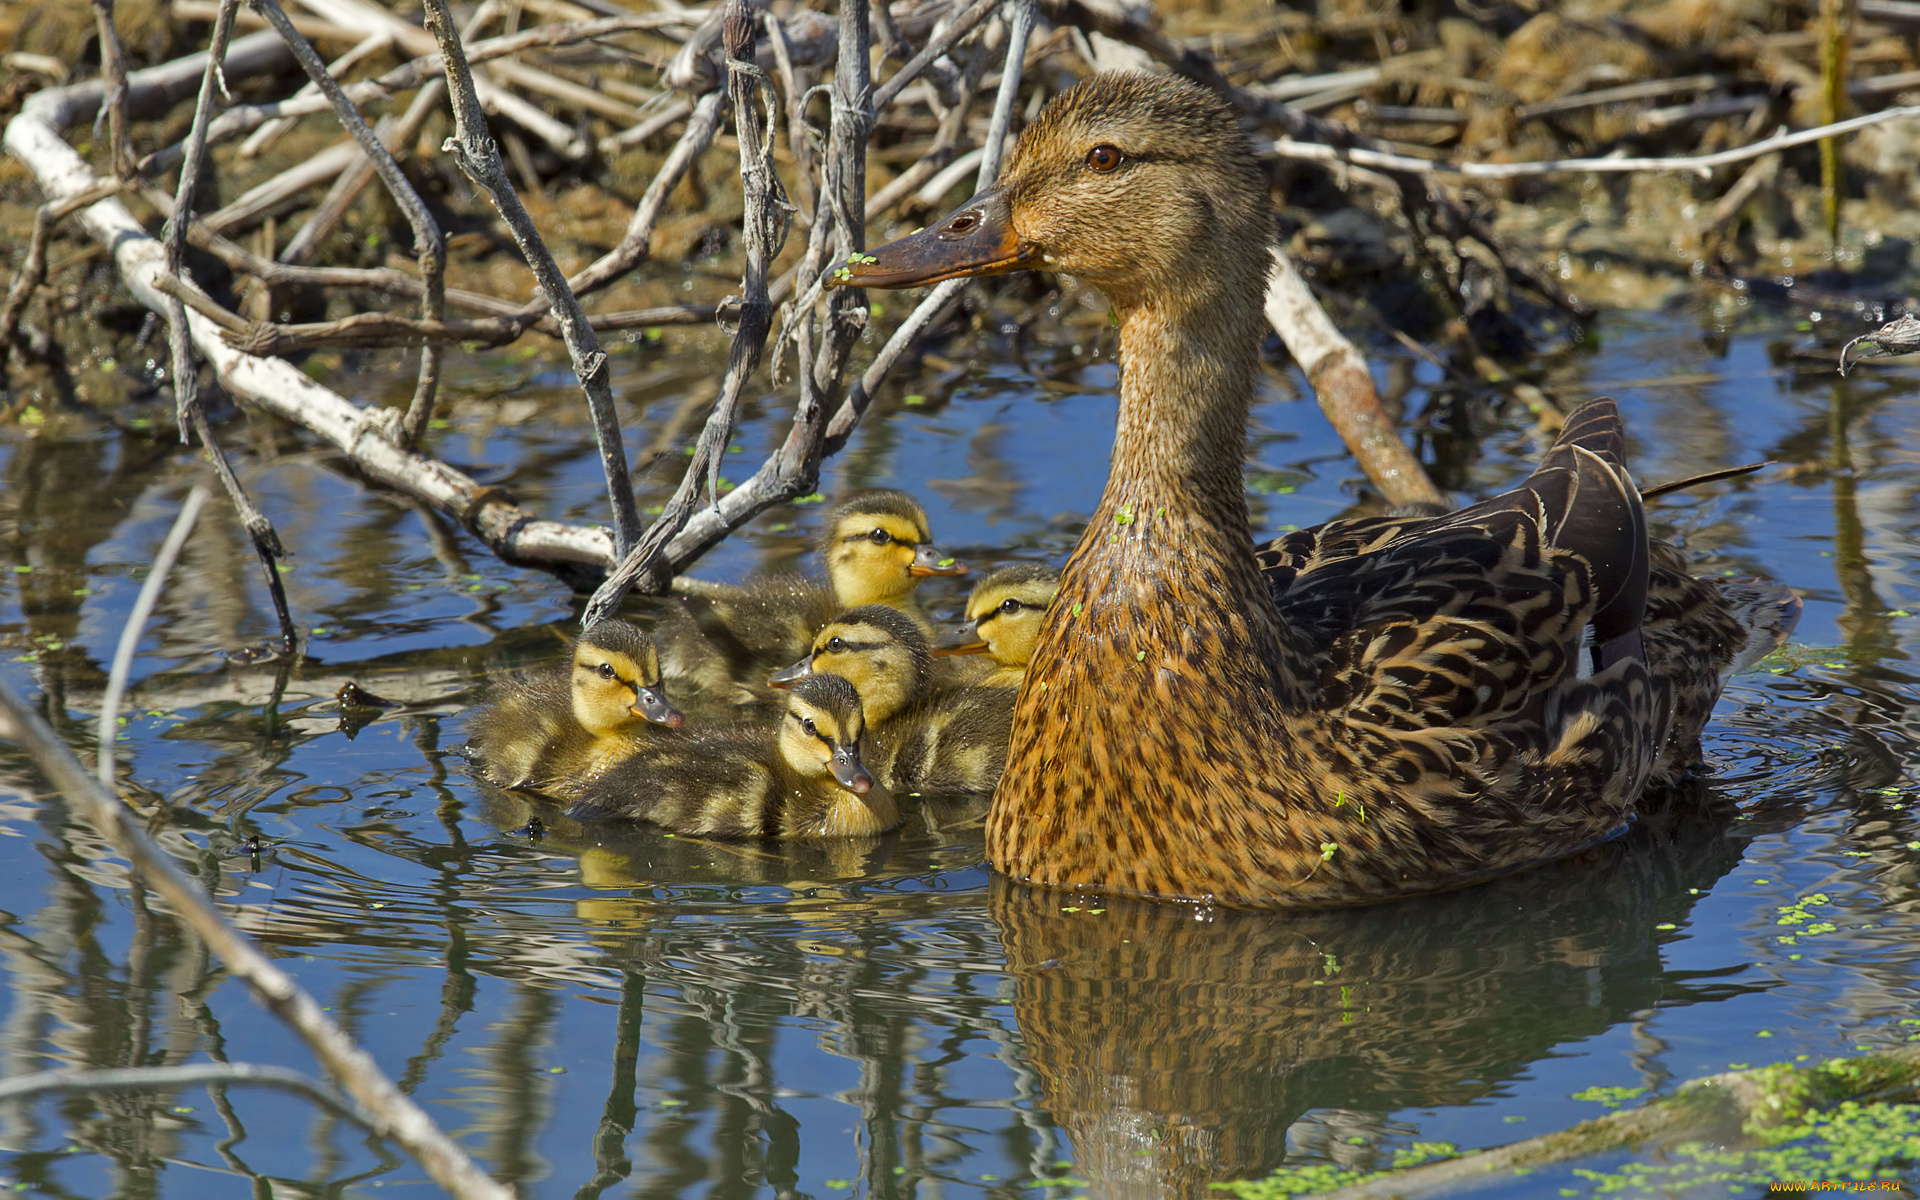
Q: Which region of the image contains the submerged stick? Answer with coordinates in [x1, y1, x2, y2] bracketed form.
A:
[0, 1064, 368, 1128]
[98, 487, 210, 786]
[1320, 1048, 1920, 1199]
[420, 0, 642, 558]
[0, 678, 514, 1200]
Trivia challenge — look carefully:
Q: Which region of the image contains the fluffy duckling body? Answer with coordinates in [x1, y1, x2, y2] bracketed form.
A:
[466, 621, 683, 801]
[773, 605, 1014, 794]
[937, 564, 1060, 689]
[658, 489, 968, 697]
[840, 73, 1801, 908]
[570, 673, 897, 839]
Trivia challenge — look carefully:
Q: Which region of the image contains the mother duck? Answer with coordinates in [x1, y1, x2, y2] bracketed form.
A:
[838, 73, 1799, 907]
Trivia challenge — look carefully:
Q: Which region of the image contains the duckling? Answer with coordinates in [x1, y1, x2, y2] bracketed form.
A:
[657, 489, 968, 697]
[771, 605, 1013, 794]
[465, 621, 684, 801]
[569, 672, 897, 839]
[934, 563, 1060, 689]
[768, 605, 935, 725]
[837, 73, 1801, 908]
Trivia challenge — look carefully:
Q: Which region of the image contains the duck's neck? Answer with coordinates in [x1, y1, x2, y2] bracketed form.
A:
[1077, 275, 1283, 660]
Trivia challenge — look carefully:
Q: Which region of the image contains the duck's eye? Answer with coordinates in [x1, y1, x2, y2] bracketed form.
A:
[825, 636, 847, 654]
[596, 662, 617, 680]
[1000, 598, 1025, 614]
[1086, 144, 1123, 172]
[801, 717, 819, 738]
[866, 528, 892, 545]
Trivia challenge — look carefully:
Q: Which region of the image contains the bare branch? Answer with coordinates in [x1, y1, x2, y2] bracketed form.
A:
[418, 0, 642, 557]
[1269, 105, 1920, 180]
[247, 0, 448, 449]
[163, 0, 301, 655]
[89, 0, 134, 176]
[1264, 249, 1445, 510]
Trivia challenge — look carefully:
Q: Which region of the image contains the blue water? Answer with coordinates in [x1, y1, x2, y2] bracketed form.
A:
[3, 303, 1918, 1198]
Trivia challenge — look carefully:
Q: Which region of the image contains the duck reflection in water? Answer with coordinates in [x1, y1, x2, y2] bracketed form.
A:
[990, 806, 1754, 1199]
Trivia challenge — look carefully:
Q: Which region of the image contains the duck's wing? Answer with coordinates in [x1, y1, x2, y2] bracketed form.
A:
[1271, 400, 1654, 729]
[1431, 398, 1648, 666]
[1274, 507, 1597, 733]
[1256, 401, 1646, 649]
[1256, 515, 1432, 601]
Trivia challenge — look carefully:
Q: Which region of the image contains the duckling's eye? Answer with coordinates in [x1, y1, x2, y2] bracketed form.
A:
[866, 528, 892, 545]
[825, 637, 847, 654]
[1000, 598, 1025, 615]
[596, 662, 618, 680]
[1086, 144, 1123, 172]
[801, 717, 819, 738]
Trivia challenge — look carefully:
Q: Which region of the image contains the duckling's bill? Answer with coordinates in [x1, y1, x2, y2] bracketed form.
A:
[830, 744, 875, 795]
[834, 186, 1036, 289]
[767, 655, 813, 687]
[631, 686, 684, 727]
[909, 543, 968, 577]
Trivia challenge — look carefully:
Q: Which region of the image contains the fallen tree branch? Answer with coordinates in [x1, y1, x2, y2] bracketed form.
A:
[4, 102, 615, 571]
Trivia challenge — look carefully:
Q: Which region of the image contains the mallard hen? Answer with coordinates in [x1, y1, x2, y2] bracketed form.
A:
[771, 604, 1014, 793]
[936, 563, 1060, 690]
[465, 620, 684, 801]
[657, 488, 968, 697]
[838, 72, 1800, 907]
[569, 672, 897, 839]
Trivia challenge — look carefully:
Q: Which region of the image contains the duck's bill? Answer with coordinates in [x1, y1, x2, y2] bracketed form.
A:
[932, 639, 989, 657]
[632, 687, 684, 728]
[830, 747, 874, 794]
[832, 186, 1037, 289]
[909, 543, 968, 577]
[767, 656, 813, 688]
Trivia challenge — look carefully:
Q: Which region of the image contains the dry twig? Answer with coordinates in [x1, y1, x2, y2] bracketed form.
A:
[420, 0, 642, 557]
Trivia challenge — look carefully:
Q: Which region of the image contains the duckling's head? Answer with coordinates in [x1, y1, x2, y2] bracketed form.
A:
[570, 620, 683, 737]
[768, 604, 933, 725]
[821, 489, 967, 609]
[837, 73, 1269, 313]
[941, 563, 1060, 669]
[777, 672, 876, 795]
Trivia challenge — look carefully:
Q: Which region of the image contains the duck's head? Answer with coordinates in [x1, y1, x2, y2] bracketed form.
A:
[937, 563, 1060, 668]
[835, 73, 1269, 312]
[777, 672, 877, 796]
[570, 620, 683, 737]
[768, 604, 932, 725]
[821, 489, 967, 609]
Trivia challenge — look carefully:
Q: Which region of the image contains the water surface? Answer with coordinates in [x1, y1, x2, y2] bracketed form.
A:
[3, 300, 1918, 1198]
